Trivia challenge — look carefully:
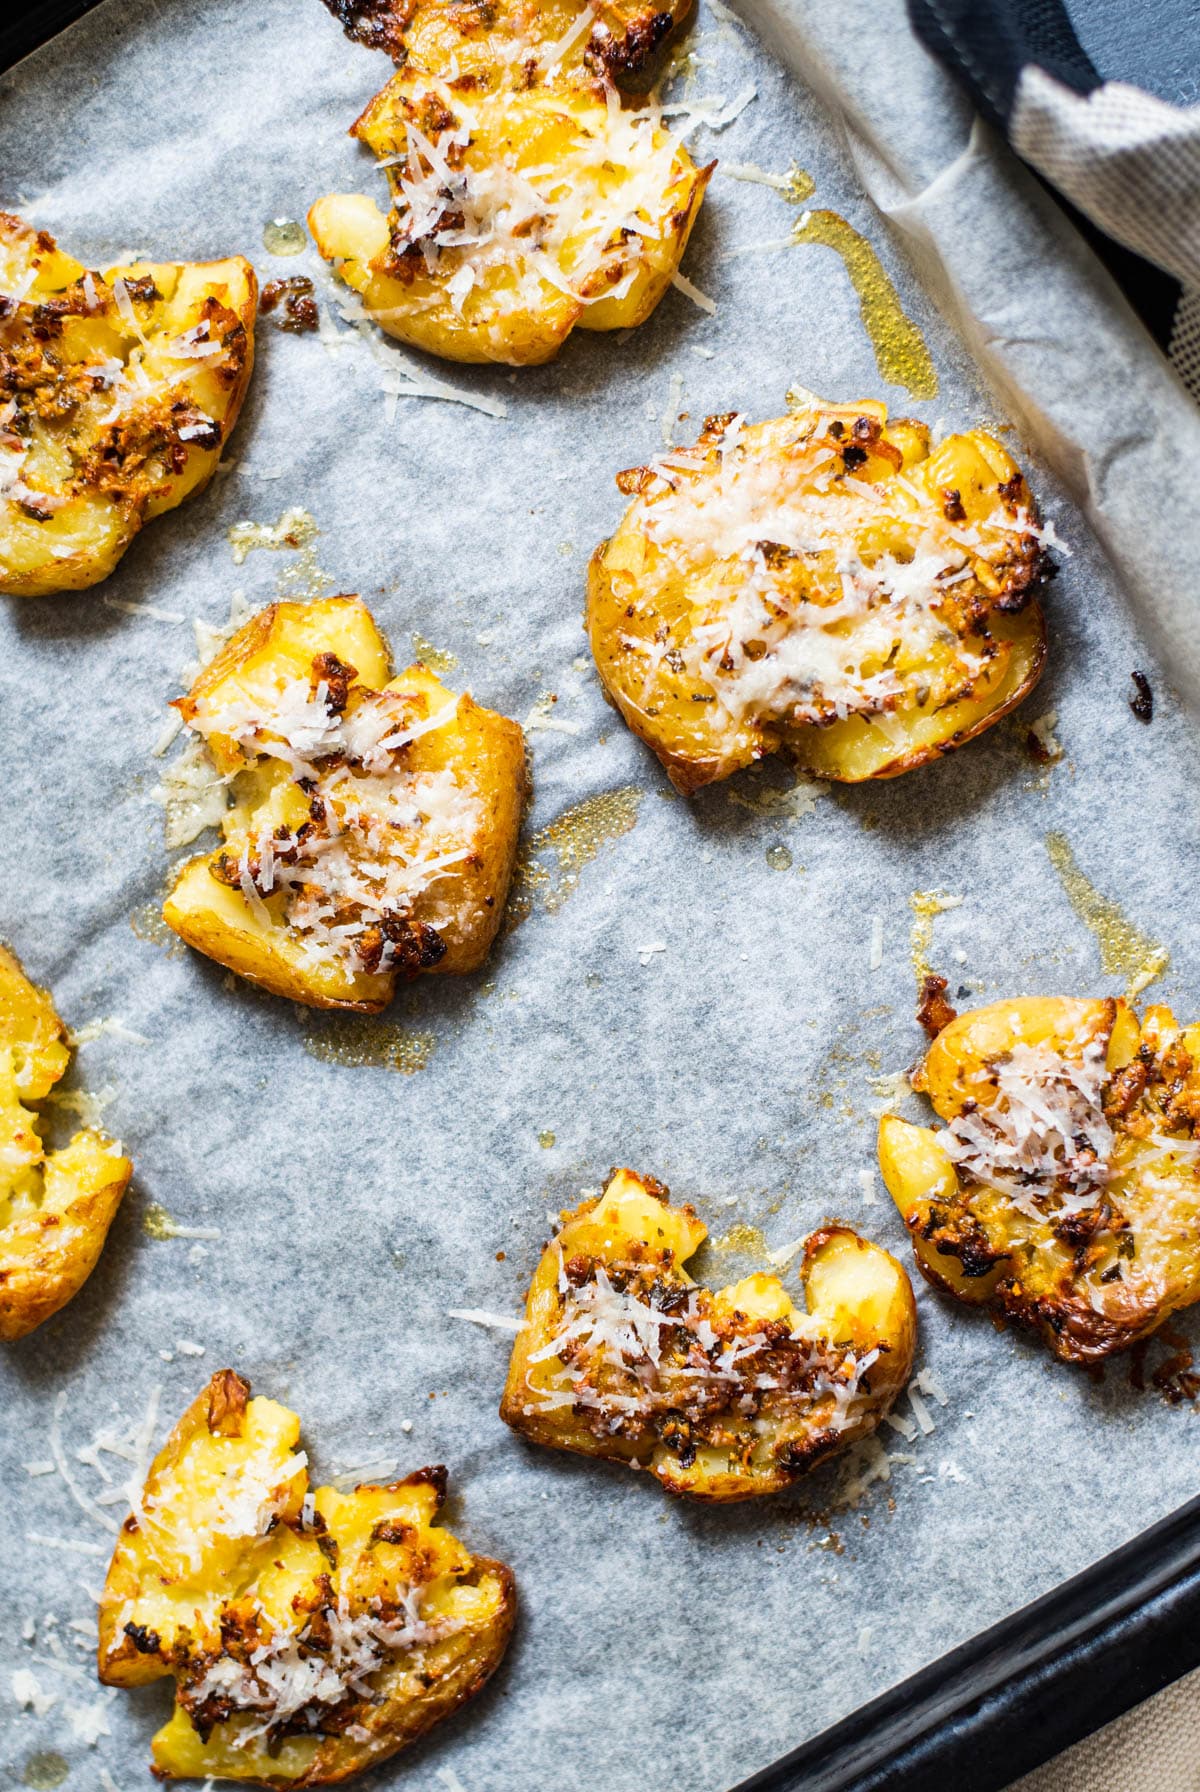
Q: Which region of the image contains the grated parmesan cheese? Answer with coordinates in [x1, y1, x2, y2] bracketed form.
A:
[446, 1308, 526, 1333]
[12, 1669, 57, 1716]
[941, 1031, 1114, 1216]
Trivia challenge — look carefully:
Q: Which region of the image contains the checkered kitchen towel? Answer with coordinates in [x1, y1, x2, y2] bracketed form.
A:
[907, 0, 1200, 399]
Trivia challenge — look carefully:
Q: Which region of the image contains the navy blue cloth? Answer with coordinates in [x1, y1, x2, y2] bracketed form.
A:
[908, 0, 1197, 352]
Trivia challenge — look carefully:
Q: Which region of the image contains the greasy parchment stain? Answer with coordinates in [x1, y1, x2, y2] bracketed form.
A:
[711, 1222, 769, 1256]
[303, 1017, 436, 1075]
[1045, 832, 1169, 998]
[792, 210, 939, 401]
[506, 786, 643, 925]
[130, 898, 184, 957]
[909, 889, 963, 989]
[410, 634, 458, 675]
[227, 506, 333, 602]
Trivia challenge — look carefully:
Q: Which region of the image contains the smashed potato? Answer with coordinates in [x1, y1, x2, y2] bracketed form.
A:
[310, 0, 709, 365]
[0, 213, 255, 597]
[162, 596, 525, 1010]
[879, 996, 1200, 1362]
[587, 398, 1050, 793]
[98, 1371, 515, 1785]
[0, 944, 131, 1339]
[501, 1168, 916, 1500]
[320, 0, 692, 81]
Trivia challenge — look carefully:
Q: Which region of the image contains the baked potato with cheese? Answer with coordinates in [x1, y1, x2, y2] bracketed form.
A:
[501, 1168, 916, 1500]
[309, 0, 709, 365]
[587, 401, 1050, 793]
[320, 0, 692, 84]
[98, 1370, 515, 1785]
[0, 213, 255, 597]
[0, 943, 132, 1339]
[162, 595, 526, 1010]
[879, 996, 1200, 1361]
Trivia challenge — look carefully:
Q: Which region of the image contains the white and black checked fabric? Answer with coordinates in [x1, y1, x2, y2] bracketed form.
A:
[909, 0, 1200, 401]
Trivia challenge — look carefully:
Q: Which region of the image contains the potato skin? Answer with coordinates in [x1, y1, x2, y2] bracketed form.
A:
[587, 402, 1050, 793]
[0, 945, 132, 1340]
[161, 596, 526, 1010]
[502, 1169, 916, 1501]
[880, 997, 1200, 1362]
[0, 214, 256, 598]
[99, 1372, 516, 1786]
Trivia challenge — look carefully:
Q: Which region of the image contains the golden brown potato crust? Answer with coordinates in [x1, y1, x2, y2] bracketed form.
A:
[0, 944, 132, 1340]
[501, 1168, 916, 1500]
[319, 0, 692, 85]
[309, 0, 709, 365]
[98, 1372, 516, 1785]
[587, 399, 1050, 792]
[0, 213, 255, 597]
[161, 595, 526, 1010]
[879, 997, 1200, 1362]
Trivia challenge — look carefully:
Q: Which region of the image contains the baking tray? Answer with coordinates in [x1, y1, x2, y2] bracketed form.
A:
[4, 2, 1200, 1789]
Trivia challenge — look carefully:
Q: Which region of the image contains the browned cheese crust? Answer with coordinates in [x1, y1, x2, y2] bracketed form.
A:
[0, 213, 255, 596]
[98, 1371, 516, 1784]
[879, 996, 1200, 1362]
[308, 0, 710, 365]
[587, 400, 1050, 792]
[501, 1168, 917, 1500]
[161, 595, 526, 1011]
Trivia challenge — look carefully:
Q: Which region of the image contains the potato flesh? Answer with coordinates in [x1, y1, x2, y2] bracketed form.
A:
[0, 948, 131, 1340]
[501, 1168, 916, 1500]
[162, 596, 525, 1011]
[879, 998, 1200, 1360]
[0, 213, 255, 597]
[98, 1372, 516, 1786]
[587, 402, 1049, 792]
[309, 3, 709, 366]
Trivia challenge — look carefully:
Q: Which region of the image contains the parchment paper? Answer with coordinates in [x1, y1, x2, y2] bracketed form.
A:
[2, 2, 1199, 1789]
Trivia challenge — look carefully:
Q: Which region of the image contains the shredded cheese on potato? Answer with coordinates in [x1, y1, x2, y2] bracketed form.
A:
[184, 671, 483, 974]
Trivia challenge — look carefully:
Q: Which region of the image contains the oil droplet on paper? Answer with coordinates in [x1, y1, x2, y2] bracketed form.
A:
[226, 507, 332, 602]
[909, 889, 964, 989]
[712, 1223, 768, 1256]
[538, 1130, 556, 1148]
[765, 843, 793, 871]
[303, 1018, 435, 1075]
[507, 786, 643, 925]
[792, 210, 939, 400]
[1045, 833, 1168, 998]
[411, 633, 459, 675]
[262, 217, 307, 257]
[130, 899, 184, 957]
[23, 1754, 69, 1790]
[782, 163, 815, 203]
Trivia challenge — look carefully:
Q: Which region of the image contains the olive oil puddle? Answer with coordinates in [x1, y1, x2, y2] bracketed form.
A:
[1045, 833, 1168, 998]
[303, 1017, 435, 1075]
[792, 210, 939, 400]
[507, 786, 643, 925]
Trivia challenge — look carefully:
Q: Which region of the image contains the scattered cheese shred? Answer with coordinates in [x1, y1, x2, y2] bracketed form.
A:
[669, 269, 717, 315]
[446, 1308, 526, 1333]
